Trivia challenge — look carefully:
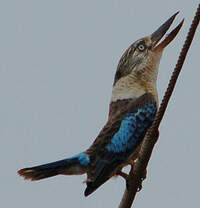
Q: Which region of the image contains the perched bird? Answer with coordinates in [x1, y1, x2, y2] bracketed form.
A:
[18, 13, 183, 197]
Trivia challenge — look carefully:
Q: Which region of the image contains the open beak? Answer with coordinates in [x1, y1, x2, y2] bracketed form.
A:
[151, 12, 184, 51]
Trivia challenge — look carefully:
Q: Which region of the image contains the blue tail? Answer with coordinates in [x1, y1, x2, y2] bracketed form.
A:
[18, 152, 90, 181]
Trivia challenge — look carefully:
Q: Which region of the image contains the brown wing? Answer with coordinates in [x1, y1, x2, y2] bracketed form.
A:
[84, 93, 157, 197]
[87, 98, 136, 156]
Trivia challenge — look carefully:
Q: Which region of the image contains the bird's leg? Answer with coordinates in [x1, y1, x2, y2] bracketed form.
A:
[117, 159, 136, 181]
[117, 163, 135, 190]
[117, 170, 129, 180]
[124, 163, 135, 190]
[117, 162, 147, 191]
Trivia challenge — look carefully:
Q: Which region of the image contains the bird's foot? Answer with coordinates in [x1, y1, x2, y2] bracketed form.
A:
[137, 169, 147, 192]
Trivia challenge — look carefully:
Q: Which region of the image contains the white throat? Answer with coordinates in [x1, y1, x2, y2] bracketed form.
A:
[111, 75, 146, 102]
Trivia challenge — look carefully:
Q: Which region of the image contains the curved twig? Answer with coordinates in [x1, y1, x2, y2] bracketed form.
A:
[119, 4, 200, 208]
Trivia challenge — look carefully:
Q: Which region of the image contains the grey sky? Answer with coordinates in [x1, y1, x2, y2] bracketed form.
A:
[1, 1, 200, 207]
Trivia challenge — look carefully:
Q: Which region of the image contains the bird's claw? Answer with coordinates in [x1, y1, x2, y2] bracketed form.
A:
[137, 169, 147, 192]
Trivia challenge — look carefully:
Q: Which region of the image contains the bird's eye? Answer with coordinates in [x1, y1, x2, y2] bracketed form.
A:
[137, 42, 146, 52]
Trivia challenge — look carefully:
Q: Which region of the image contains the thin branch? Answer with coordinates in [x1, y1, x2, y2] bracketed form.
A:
[119, 4, 200, 208]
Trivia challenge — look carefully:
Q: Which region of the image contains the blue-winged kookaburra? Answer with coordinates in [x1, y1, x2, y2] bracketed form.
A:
[18, 13, 183, 196]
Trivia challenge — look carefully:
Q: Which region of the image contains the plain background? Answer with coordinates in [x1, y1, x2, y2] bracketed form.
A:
[1, 1, 200, 207]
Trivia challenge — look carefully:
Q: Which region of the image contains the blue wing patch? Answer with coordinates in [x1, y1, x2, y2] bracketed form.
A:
[69, 152, 90, 166]
[106, 103, 156, 153]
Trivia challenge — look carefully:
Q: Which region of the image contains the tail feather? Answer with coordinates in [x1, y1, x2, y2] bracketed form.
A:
[18, 159, 71, 180]
[18, 152, 90, 181]
[84, 162, 115, 196]
[85, 180, 107, 197]
[18, 166, 59, 181]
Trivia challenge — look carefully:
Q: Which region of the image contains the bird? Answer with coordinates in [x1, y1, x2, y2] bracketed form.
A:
[18, 12, 183, 197]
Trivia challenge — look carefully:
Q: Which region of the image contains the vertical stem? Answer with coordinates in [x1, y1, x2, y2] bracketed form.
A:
[118, 4, 200, 208]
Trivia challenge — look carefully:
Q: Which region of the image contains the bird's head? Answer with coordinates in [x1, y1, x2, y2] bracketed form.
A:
[112, 12, 183, 102]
